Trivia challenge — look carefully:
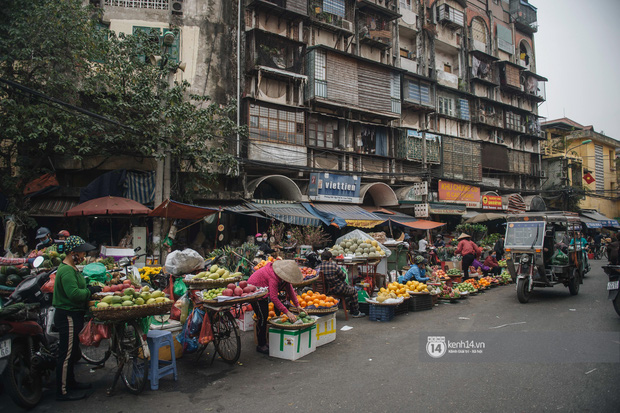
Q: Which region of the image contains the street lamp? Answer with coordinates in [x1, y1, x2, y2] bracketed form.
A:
[565, 139, 592, 157]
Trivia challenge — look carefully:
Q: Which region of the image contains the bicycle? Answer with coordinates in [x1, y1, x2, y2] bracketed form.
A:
[79, 317, 149, 395]
[193, 302, 241, 364]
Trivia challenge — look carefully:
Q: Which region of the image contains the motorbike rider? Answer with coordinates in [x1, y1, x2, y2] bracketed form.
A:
[53, 236, 101, 401]
[57, 230, 70, 241]
[35, 227, 54, 251]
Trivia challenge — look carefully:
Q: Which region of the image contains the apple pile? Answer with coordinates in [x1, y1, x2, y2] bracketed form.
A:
[221, 280, 258, 298]
[101, 279, 139, 293]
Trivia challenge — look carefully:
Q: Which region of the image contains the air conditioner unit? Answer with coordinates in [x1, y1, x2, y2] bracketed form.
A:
[342, 20, 354, 32]
[171, 0, 183, 16]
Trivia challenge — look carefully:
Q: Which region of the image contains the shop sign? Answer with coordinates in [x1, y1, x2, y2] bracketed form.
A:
[482, 195, 503, 210]
[308, 173, 361, 203]
[438, 180, 481, 207]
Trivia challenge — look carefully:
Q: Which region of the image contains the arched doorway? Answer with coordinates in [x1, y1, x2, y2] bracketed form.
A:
[519, 40, 533, 70]
[471, 17, 489, 52]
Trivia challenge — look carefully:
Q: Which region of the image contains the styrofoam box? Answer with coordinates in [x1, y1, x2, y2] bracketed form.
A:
[100, 246, 135, 261]
[269, 325, 316, 361]
[315, 313, 336, 347]
[236, 310, 255, 332]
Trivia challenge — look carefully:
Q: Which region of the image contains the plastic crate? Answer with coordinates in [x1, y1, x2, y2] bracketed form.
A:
[409, 294, 433, 312]
[368, 304, 395, 322]
[394, 301, 409, 315]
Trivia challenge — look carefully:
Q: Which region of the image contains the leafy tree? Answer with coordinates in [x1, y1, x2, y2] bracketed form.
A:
[0, 0, 242, 220]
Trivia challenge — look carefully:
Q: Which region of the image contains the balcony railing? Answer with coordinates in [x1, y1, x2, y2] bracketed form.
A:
[509, 0, 538, 33]
[436, 70, 459, 89]
[400, 57, 417, 74]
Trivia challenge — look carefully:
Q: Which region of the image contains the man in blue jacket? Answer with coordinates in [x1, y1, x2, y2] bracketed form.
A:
[399, 255, 430, 283]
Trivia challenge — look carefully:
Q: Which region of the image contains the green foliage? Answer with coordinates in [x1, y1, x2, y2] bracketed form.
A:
[0, 0, 244, 214]
[455, 223, 488, 242]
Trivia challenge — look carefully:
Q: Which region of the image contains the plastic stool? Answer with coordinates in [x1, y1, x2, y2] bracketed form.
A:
[147, 330, 178, 390]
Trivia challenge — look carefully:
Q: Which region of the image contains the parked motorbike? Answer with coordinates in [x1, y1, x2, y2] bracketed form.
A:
[0, 257, 59, 409]
[602, 265, 620, 317]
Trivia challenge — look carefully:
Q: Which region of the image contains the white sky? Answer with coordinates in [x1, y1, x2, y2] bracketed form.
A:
[536, 0, 620, 140]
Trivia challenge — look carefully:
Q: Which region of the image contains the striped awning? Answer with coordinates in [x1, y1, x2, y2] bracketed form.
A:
[29, 198, 79, 217]
[250, 202, 322, 226]
[124, 171, 155, 205]
[311, 204, 384, 228]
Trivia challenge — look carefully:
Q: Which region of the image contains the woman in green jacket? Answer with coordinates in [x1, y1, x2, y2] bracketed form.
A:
[52, 236, 101, 401]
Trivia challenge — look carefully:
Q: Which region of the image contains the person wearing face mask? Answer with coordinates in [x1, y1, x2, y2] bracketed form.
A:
[255, 233, 275, 255]
[35, 227, 55, 251]
[52, 236, 102, 401]
[283, 230, 296, 252]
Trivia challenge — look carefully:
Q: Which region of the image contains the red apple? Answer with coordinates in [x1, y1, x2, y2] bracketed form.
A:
[239, 281, 248, 289]
[227, 283, 236, 290]
[234, 287, 243, 296]
[222, 288, 233, 297]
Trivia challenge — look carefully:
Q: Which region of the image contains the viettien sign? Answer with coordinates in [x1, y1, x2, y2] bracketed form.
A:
[482, 195, 502, 210]
[308, 173, 361, 203]
[437, 180, 481, 208]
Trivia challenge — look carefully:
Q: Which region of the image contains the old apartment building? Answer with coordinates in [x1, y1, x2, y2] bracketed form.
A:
[53, 0, 546, 219]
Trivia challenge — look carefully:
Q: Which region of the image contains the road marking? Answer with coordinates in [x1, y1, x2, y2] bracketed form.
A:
[585, 368, 597, 375]
[489, 321, 526, 329]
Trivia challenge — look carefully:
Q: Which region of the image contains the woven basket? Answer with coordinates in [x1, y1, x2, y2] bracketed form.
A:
[198, 290, 268, 307]
[291, 275, 319, 287]
[90, 301, 173, 321]
[289, 305, 338, 315]
[183, 275, 241, 290]
[268, 317, 317, 330]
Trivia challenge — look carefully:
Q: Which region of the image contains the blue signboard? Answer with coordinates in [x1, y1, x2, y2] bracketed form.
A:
[308, 173, 361, 203]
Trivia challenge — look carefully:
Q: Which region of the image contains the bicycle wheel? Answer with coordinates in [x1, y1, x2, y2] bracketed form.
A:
[81, 338, 111, 365]
[212, 311, 241, 364]
[117, 321, 149, 394]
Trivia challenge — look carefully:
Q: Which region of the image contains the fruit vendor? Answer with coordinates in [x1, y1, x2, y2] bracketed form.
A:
[318, 251, 366, 318]
[53, 236, 102, 401]
[399, 255, 430, 283]
[483, 251, 502, 275]
[455, 233, 481, 280]
[248, 259, 303, 354]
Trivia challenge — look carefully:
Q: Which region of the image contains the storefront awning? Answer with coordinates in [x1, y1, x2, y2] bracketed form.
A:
[398, 219, 446, 230]
[305, 203, 384, 228]
[363, 207, 446, 230]
[247, 175, 304, 201]
[250, 201, 321, 226]
[359, 182, 399, 207]
[149, 199, 219, 220]
[29, 198, 79, 217]
[580, 210, 620, 228]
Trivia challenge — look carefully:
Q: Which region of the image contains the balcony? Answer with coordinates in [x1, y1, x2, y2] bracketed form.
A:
[309, 1, 355, 35]
[436, 2, 464, 29]
[247, 0, 308, 18]
[399, 4, 418, 32]
[436, 70, 459, 89]
[522, 71, 547, 102]
[400, 57, 417, 74]
[356, 0, 400, 20]
[246, 30, 305, 75]
[359, 13, 393, 49]
[473, 110, 503, 128]
[509, 0, 538, 33]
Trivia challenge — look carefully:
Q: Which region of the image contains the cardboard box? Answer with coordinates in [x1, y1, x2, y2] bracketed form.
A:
[315, 313, 336, 347]
[269, 325, 317, 360]
[236, 310, 255, 332]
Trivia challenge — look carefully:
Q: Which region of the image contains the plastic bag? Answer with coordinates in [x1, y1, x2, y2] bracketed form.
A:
[176, 309, 199, 353]
[83, 263, 109, 283]
[551, 250, 569, 265]
[97, 323, 110, 340]
[79, 320, 97, 346]
[164, 249, 205, 276]
[173, 293, 190, 323]
[173, 277, 188, 298]
[41, 271, 56, 294]
[189, 308, 205, 336]
[198, 312, 214, 345]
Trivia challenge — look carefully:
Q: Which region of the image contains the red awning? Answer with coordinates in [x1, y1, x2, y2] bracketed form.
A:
[149, 199, 219, 220]
[65, 196, 151, 216]
[398, 219, 446, 230]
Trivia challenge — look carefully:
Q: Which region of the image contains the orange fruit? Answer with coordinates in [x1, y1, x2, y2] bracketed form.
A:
[319, 300, 326, 307]
[313, 298, 320, 305]
[301, 293, 308, 300]
[300, 300, 307, 307]
[268, 302, 274, 310]
[268, 311, 276, 317]
[319, 294, 326, 300]
[307, 290, 313, 296]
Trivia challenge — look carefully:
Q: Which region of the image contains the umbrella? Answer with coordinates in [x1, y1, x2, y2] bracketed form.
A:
[65, 196, 151, 217]
[465, 213, 506, 223]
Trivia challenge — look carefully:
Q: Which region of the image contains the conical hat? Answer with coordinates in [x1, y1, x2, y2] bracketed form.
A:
[272, 260, 303, 284]
[457, 233, 471, 240]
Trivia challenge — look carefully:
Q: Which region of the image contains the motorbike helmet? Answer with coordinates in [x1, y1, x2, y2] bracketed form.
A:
[64, 235, 96, 253]
[35, 227, 51, 239]
[57, 230, 70, 238]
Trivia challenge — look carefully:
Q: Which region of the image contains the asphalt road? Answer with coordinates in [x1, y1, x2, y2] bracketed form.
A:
[3, 260, 619, 413]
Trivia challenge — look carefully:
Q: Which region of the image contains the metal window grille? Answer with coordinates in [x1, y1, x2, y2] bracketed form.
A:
[323, 0, 345, 18]
[249, 103, 304, 146]
[595, 144, 605, 193]
[105, 0, 169, 9]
